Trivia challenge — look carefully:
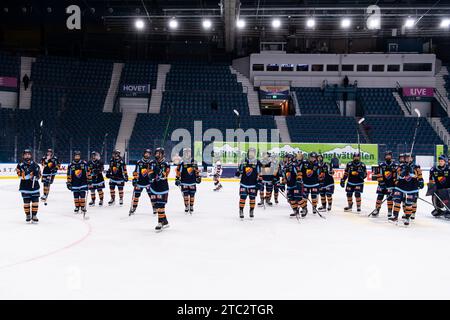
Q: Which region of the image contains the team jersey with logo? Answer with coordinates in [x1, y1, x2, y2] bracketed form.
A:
[149, 159, 170, 194]
[16, 161, 41, 193]
[429, 165, 450, 189]
[67, 160, 91, 188]
[237, 159, 261, 188]
[343, 161, 367, 185]
[375, 160, 398, 188]
[300, 161, 321, 187]
[133, 158, 152, 187]
[107, 158, 128, 182]
[395, 163, 423, 193]
[41, 156, 60, 176]
[176, 159, 199, 186]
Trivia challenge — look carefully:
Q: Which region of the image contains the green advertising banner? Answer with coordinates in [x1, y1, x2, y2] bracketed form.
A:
[436, 145, 444, 159]
[195, 141, 379, 166]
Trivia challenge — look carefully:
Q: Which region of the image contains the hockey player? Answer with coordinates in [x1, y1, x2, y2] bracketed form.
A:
[429, 155, 450, 190]
[87, 151, 105, 206]
[259, 152, 275, 206]
[67, 151, 91, 214]
[149, 148, 170, 231]
[129, 149, 152, 215]
[340, 152, 367, 212]
[175, 147, 201, 214]
[428, 155, 450, 217]
[213, 160, 223, 191]
[40, 148, 60, 203]
[106, 150, 128, 206]
[371, 151, 397, 218]
[298, 152, 321, 216]
[317, 154, 334, 212]
[391, 153, 424, 225]
[282, 153, 303, 218]
[272, 154, 283, 204]
[235, 147, 262, 220]
[16, 149, 41, 223]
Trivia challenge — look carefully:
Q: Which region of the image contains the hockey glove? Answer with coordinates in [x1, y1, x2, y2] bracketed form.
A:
[340, 179, 346, 188]
[132, 179, 138, 187]
[66, 182, 72, 191]
[418, 180, 424, 189]
[234, 170, 241, 178]
[175, 178, 181, 187]
[105, 171, 111, 179]
[279, 183, 286, 192]
[196, 176, 202, 184]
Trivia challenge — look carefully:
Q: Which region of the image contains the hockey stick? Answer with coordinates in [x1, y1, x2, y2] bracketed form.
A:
[430, 193, 450, 213]
[409, 109, 421, 156]
[36, 120, 44, 159]
[100, 133, 109, 158]
[305, 197, 326, 219]
[368, 198, 387, 217]
[357, 118, 365, 154]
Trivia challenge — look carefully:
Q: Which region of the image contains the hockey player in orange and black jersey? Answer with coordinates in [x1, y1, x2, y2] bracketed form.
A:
[298, 152, 321, 217]
[391, 153, 424, 226]
[427, 155, 450, 217]
[67, 151, 91, 214]
[317, 154, 334, 212]
[429, 155, 450, 191]
[258, 152, 276, 207]
[129, 149, 152, 216]
[272, 156, 284, 204]
[87, 151, 105, 207]
[106, 150, 128, 206]
[371, 151, 398, 218]
[149, 148, 171, 232]
[282, 153, 304, 218]
[40, 148, 60, 203]
[175, 147, 201, 214]
[17, 149, 41, 223]
[235, 147, 262, 220]
[340, 152, 367, 213]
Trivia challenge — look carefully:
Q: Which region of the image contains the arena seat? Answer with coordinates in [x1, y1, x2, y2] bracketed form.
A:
[286, 115, 364, 143]
[0, 52, 20, 91]
[357, 88, 404, 115]
[364, 116, 443, 156]
[292, 87, 340, 114]
[161, 63, 249, 116]
[119, 61, 158, 90]
[128, 114, 277, 161]
[21, 56, 121, 161]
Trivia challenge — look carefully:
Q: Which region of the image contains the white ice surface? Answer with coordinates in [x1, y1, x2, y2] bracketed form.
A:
[1, 179, 450, 300]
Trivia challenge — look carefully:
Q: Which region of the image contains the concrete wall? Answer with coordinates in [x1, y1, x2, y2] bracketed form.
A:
[0, 91, 17, 108]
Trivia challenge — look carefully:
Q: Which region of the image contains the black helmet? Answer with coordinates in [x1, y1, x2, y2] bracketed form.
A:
[143, 148, 152, 158]
[385, 150, 393, 157]
[22, 149, 32, 160]
[46, 148, 54, 155]
[73, 150, 81, 156]
[155, 147, 165, 159]
[309, 152, 318, 159]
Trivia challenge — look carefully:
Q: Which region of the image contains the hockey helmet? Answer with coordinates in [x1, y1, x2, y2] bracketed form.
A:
[73, 150, 81, 161]
[143, 148, 152, 158]
[309, 152, 318, 159]
[155, 147, 165, 160]
[22, 149, 32, 161]
[46, 148, 54, 155]
[247, 147, 256, 159]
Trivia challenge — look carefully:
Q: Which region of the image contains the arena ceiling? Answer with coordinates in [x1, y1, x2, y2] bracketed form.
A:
[1, 0, 450, 51]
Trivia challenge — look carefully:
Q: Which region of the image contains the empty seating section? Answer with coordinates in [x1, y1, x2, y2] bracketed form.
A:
[128, 114, 277, 161]
[443, 66, 450, 99]
[364, 116, 442, 156]
[286, 116, 364, 143]
[17, 56, 121, 161]
[161, 63, 248, 115]
[161, 91, 249, 115]
[120, 62, 158, 89]
[293, 87, 340, 114]
[0, 52, 20, 91]
[357, 88, 403, 115]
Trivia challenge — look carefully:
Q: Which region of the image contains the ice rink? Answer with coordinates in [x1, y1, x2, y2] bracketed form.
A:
[1, 178, 450, 300]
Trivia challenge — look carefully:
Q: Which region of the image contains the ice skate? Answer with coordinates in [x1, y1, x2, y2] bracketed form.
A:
[31, 214, 39, 223]
[371, 208, 380, 217]
[129, 207, 136, 216]
[108, 199, 115, 206]
[327, 204, 332, 212]
[98, 200, 103, 206]
[74, 207, 80, 214]
[249, 208, 254, 219]
[119, 199, 123, 206]
[239, 208, 244, 220]
[184, 205, 189, 214]
[89, 200, 95, 207]
[155, 220, 169, 232]
[265, 198, 273, 206]
[344, 205, 353, 212]
[402, 215, 410, 226]
[301, 208, 308, 218]
[40, 195, 47, 202]
[357, 206, 361, 213]
[26, 214, 31, 223]
[189, 205, 194, 214]
[318, 206, 326, 212]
